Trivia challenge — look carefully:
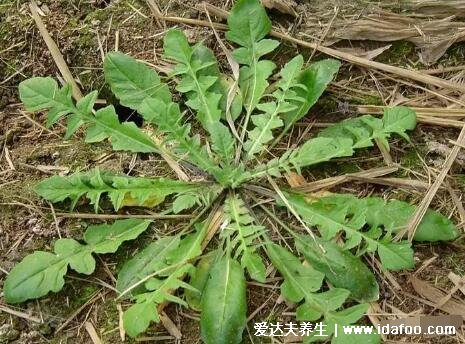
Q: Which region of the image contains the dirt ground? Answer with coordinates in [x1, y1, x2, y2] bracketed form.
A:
[1, 0, 465, 343]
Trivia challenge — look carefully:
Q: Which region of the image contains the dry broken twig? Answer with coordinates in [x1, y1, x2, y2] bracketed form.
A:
[29, 0, 82, 100]
[348, 175, 432, 191]
[85, 322, 103, 344]
[56, 290, 105, 332]
[405, 0, 465, 18]
[0, 304, 42, 323]
[160, 312, 182, 340]
[293, 166, 398, 193]
[357, 105, 465, 118]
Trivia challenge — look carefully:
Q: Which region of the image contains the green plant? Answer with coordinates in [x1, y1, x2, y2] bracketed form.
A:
[4, 0, 459, 343]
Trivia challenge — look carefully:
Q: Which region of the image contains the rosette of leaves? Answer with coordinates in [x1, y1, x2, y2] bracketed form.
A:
[4, 0, 459, 343]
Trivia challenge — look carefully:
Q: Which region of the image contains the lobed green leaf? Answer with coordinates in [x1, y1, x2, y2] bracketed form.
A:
[19, 77, 74, 126]
[311, 193, 459, 242]
[222, 195, 267, 282]
[123, 264, 194, 337]
[86, 105, 159, 153]
[4, 219, 150, 303]
[281, 59, 341, 129]
[286, 192, 414, 270]
[226, 0, 279, 116]
[236, 107, 417, 186]
[296, 236, 379, 303]
[139, 98, 224, 175]
[319, 106, 416, 150]
[35, 168, 208, 212]
[244, 55, 307, 158]
[19, 77, 160, 153]
[267, 243, 372, 342]
[121, 221, 209, 337]
[163, 29, 236, 167]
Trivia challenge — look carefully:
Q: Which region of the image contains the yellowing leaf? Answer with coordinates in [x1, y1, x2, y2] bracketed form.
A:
[120, 193, 164, 208]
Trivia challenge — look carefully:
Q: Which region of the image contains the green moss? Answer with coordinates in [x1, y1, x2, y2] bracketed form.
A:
[336, 162, 361, 175]
[49, 338, 70, 344]
[82, 6, 112, 23]
[60, 281, 99, 309]
[359, 94, 383, 106]
[439, 43, 465, 67]
[318, 97, 338, 113]
[101, 300, 120, 331]
[378, 41, 415, 66]
[83, 0, 139, 25]
[390, 41, 413, 57]
[58, 141, 108, 170]
[445, 250, 465, 276]
[75, 31, 94, 48]
[400, 148, 424, 171]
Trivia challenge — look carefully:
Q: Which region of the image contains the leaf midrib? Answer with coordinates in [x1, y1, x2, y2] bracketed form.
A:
[91, 114, 158, 152]
[118, 238, 180, 291]
[219, 258, 231, 335]
[245, 71, 299, 158]
[229, 197, 253, 258]
[187, 63, 217, 126]
[108, 57, 166, 103]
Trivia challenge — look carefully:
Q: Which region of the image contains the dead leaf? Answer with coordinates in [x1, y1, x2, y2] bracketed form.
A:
[406, 0, 465, 18]
[160, 312, 182, 339]
[411, 277, 465, 320]
[84, 322, 102, 344]
[121, 194, 164, 208]
[337, 44, 392, 61]
[310, 9, 465, 64]
[285, 172, 307, 187]
[262, 0, 297, 17]
[448, 272, 465, 296]
[116, 304, 125, 341]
